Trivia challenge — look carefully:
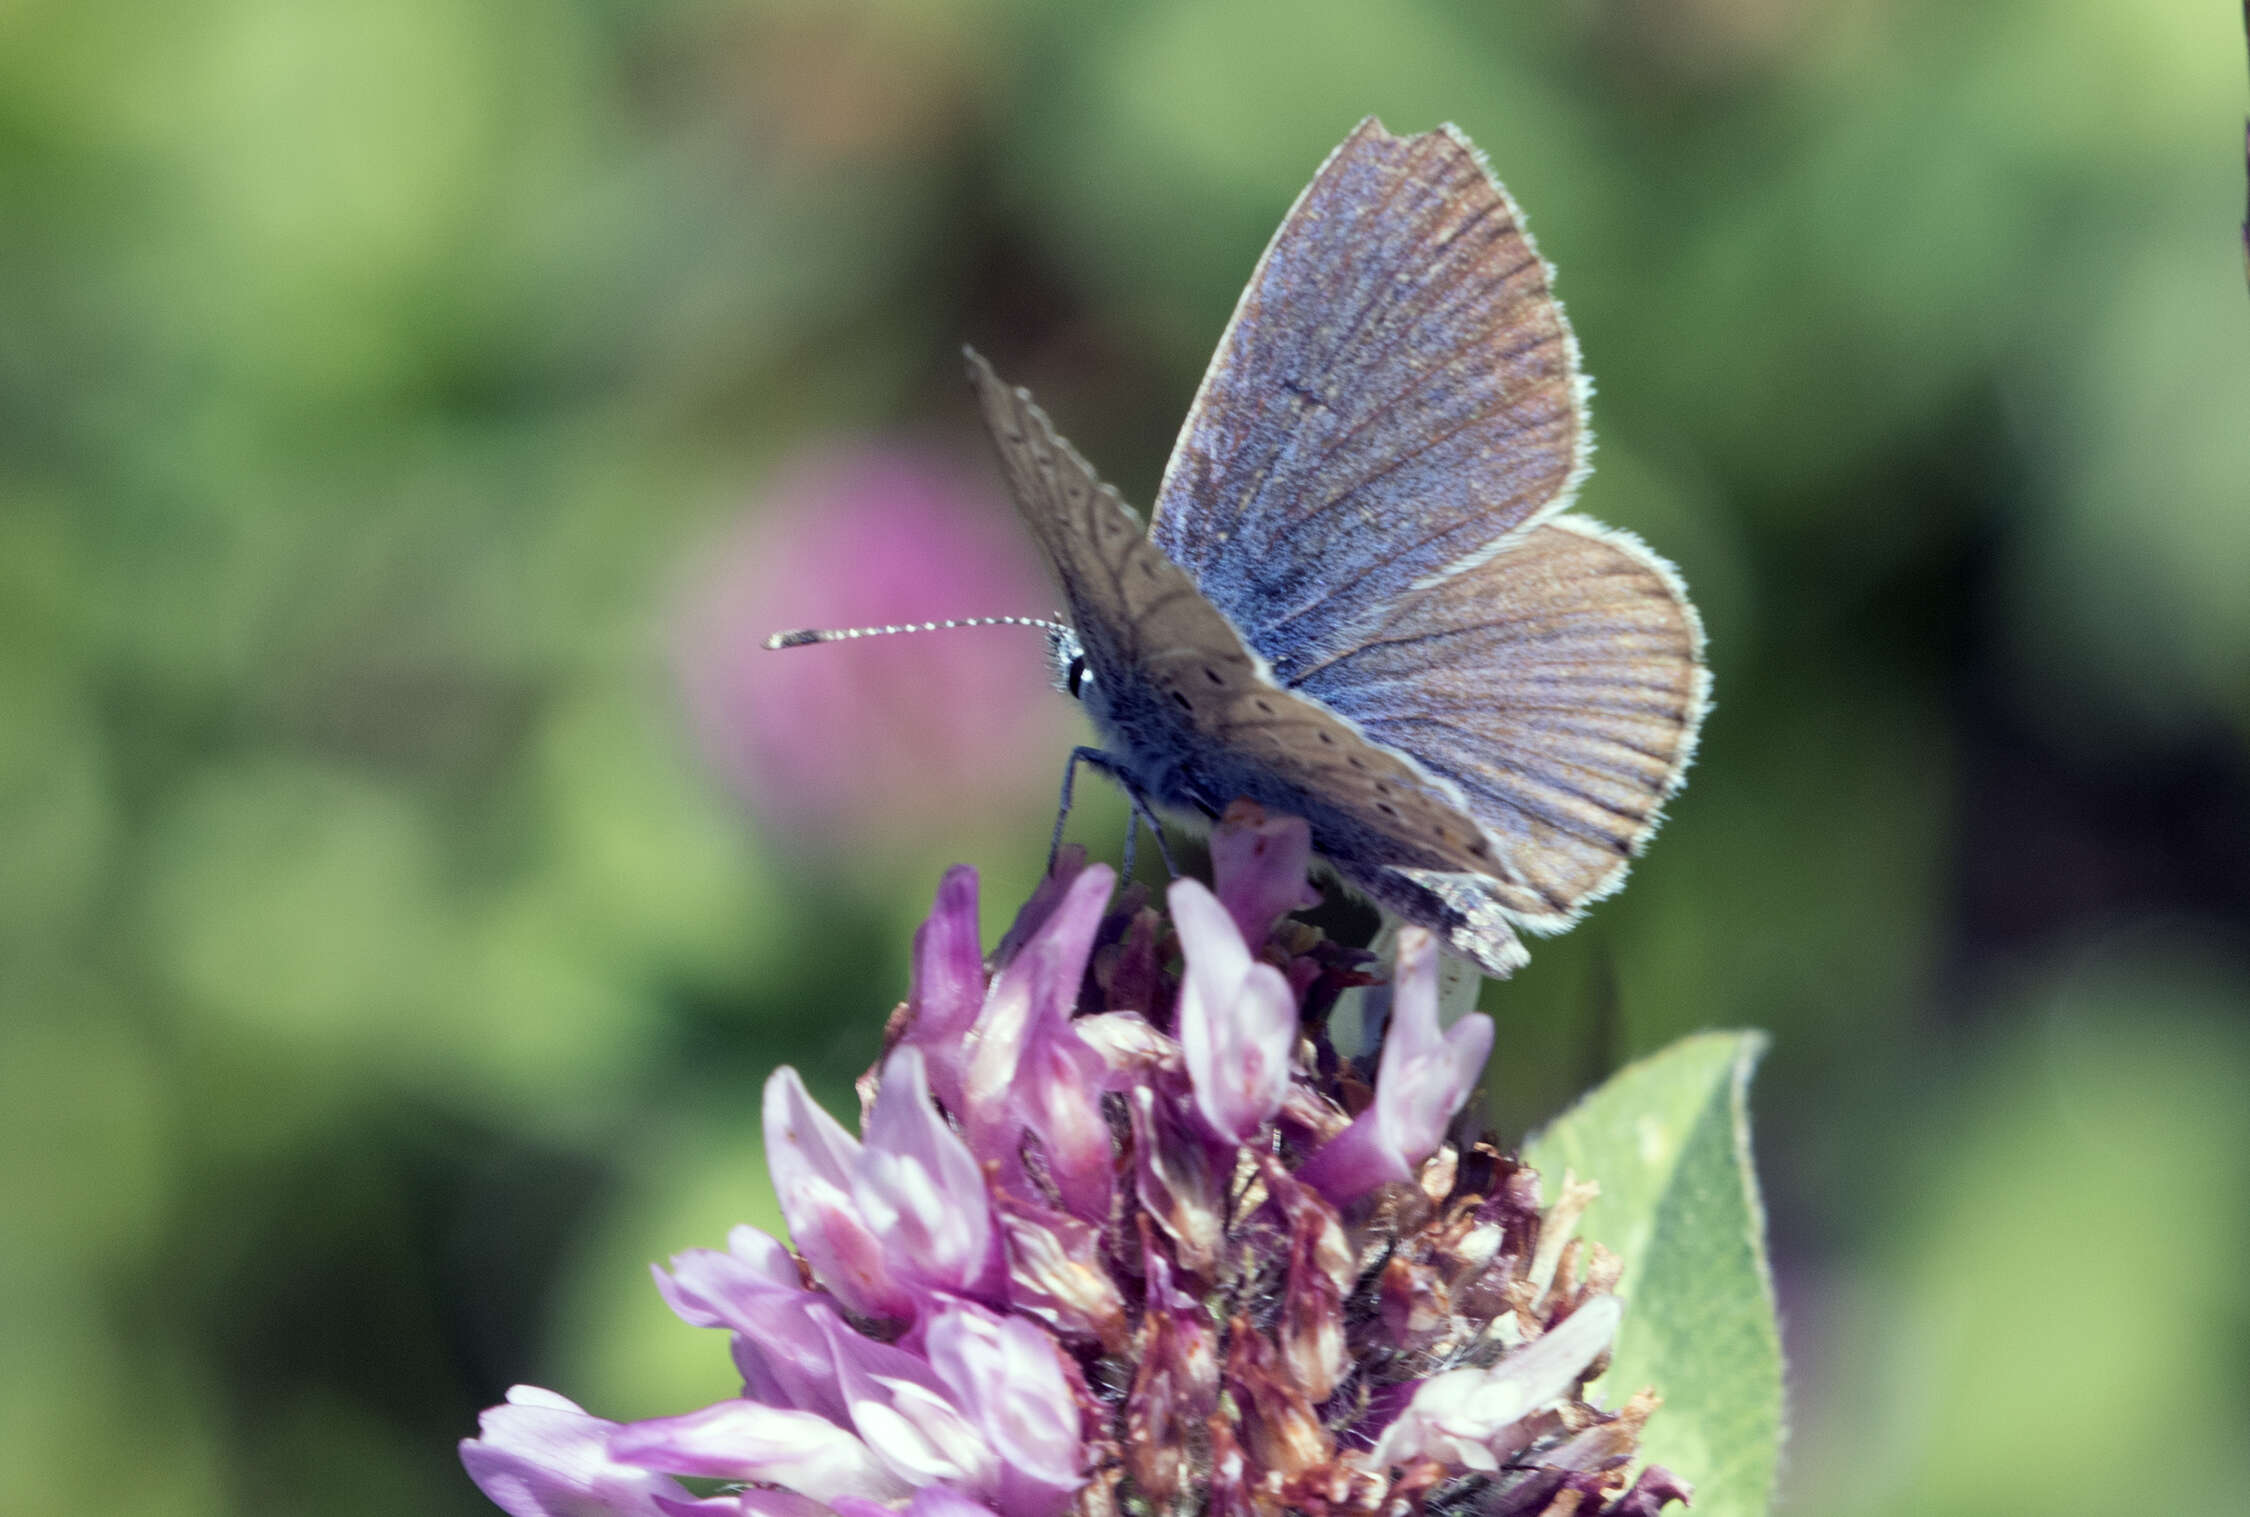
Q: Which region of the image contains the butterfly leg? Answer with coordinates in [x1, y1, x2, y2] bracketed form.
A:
[1049, 746, 1112, 874]
[1050, 745, 1179, 880]
[1125, 789, 1179, 878]
[1115, 789, 1179, 880]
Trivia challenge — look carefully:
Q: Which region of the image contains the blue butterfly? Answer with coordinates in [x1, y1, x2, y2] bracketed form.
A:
[974, 118, 1708, 978]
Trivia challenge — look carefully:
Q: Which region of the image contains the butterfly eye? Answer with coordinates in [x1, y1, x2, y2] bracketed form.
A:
[1066, 654, 1090, 699]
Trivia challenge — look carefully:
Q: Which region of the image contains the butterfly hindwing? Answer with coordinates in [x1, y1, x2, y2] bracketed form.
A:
[1192, 654, 1514, 883]
[1290, 516, 1707, 926]
[1150, 117, 1585, 681]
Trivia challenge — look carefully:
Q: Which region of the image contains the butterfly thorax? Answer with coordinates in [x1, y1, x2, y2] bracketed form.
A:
[1062, 624, 1419, 860]
[1060, 631, 1216, 817]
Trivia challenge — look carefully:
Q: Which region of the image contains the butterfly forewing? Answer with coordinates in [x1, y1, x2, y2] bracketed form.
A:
[965, 350, 1504, 883]
[964, 349, 1172, 683]
[1290, 517, 1707, 925]
[1150, 117, 1585, 681]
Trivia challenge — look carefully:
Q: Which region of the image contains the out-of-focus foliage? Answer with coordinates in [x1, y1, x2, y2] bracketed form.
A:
[1, 1, 2243, 1513]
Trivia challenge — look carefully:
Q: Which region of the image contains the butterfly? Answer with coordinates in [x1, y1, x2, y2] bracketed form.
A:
[969, 117, 1707, 979]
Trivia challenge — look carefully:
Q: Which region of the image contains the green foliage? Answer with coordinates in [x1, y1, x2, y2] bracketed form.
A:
[1527, 1033, 1782, 1517]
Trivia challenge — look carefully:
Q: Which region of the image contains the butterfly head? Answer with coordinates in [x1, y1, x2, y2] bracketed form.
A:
[1045, 623, 1091, 702]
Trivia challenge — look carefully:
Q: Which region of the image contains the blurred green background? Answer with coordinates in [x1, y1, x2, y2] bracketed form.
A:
[4, 1, 2246, 1513]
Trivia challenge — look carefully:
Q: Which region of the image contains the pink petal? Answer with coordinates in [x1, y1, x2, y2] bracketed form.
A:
[1014, 1004, 1115, 1223]
[1295, 928, 1493, 1205]
[651, 1226, 799, 1329]
[1171, 878, 1296, 1143]
[726, 1288, 857, 1423]
[964, 866, 1116, 1218]
[991, 847, 1092, 968]
[1365, 1295, 1622, 1470]
[907, 867, 986, 1111]
[1208, 802, 1319, 948]
[855, 1046, 1000, 1300]
[764, 1067, 863, 1190]
[460, 1386, 699, 1517]
[764, 1068, 913, 1321]
[611, 1400, 909, 1503]
[650, 1229, 855, 1418]
[924, 1301, 1086, 1499]
[817, 1312, 998, 1495]
[1368, 929, 1493, 1163]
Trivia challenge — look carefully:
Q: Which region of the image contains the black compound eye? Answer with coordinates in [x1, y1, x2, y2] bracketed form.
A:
[1066, 654, 1089, 699]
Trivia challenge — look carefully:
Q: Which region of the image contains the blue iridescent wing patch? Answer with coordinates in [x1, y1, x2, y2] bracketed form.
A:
[1150, 119, 1586, 682]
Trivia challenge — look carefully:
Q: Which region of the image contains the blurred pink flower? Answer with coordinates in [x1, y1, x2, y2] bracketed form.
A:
[675, 444, 1067, 852]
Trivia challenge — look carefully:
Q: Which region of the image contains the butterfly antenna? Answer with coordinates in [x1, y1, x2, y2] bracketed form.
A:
[762, 615, 1069, 651]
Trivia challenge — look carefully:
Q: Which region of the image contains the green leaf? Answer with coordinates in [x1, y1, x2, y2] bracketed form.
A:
[1523, 1031, 1782, 1517]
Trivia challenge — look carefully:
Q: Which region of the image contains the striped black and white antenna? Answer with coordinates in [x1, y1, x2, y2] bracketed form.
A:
[763, 615, 1069, 651]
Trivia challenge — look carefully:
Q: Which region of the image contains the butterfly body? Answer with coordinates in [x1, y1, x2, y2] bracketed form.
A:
[1049, 621, 1464, 879]
[973, 119, 1707, 978]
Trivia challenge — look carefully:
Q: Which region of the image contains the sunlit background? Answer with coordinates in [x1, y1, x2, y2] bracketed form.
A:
[4, 2, 2247, 1513]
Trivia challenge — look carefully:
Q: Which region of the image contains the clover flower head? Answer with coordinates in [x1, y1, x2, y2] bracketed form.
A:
[463, 804, 1691, 1517]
